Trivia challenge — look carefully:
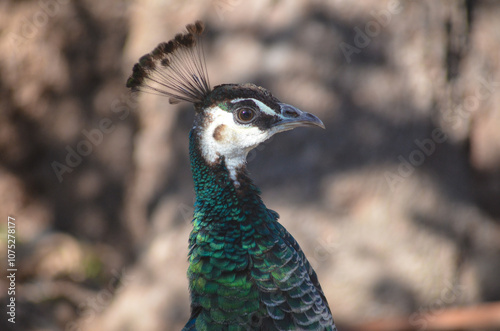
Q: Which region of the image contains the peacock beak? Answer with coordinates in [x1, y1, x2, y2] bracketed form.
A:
[272, 103, 326, 132]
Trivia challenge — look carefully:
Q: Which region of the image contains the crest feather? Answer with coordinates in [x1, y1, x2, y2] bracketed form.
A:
[126, 21, 211, 106]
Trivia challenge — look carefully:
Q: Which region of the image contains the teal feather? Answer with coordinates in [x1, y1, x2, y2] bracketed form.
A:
[184, 129, 336, 330]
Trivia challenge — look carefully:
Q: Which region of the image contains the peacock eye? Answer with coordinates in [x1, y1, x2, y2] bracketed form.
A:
[235, 107, 256, 124]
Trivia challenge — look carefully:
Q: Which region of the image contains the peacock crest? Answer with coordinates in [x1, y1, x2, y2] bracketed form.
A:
[126, 21, 211, 106]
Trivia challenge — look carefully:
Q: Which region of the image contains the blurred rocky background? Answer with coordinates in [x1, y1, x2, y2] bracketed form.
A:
[1, 0, 500, 330]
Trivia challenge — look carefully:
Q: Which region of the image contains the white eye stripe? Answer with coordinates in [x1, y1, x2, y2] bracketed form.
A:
[230, 98, 279, 117]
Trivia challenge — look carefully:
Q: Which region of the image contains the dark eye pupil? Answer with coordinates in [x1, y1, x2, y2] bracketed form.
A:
[238, 108, 254, 122]
[241, 110, 251, 119]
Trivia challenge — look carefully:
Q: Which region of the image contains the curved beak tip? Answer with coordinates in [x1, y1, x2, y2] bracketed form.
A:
[302, 116, 326, 129]
[275, 103, 326, 131]
[315, 119, 326, 130]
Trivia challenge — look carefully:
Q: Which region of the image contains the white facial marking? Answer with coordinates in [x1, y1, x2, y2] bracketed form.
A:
[198, 104, 277, 185]
[231, 98, 278, 116]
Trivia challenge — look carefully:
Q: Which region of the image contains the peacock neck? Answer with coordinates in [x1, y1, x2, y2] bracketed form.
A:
[186, 128, 280, 327]
[188, 128, 265, 218]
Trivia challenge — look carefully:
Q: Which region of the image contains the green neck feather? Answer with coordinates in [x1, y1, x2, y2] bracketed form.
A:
[189, 128, 266, 216]
[187, 128, 278, 328]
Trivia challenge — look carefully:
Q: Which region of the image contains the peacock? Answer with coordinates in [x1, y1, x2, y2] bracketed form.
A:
[127, 21, 336, 331]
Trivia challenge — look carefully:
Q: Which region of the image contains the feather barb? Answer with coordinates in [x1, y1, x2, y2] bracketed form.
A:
[126, 21, 211, 107]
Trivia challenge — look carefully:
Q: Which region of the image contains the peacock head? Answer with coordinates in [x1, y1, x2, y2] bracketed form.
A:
[195, 83, 324, 169]
[127, 21, 324, 172]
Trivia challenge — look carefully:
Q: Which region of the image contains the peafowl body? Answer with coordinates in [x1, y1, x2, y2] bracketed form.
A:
[127, 21, 336, 331]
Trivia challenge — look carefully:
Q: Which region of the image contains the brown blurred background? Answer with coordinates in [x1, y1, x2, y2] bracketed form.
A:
[1, 0, 500, 330]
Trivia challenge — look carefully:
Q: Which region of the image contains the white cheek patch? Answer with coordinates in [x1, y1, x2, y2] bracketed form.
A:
[198, 106, 273, 185]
